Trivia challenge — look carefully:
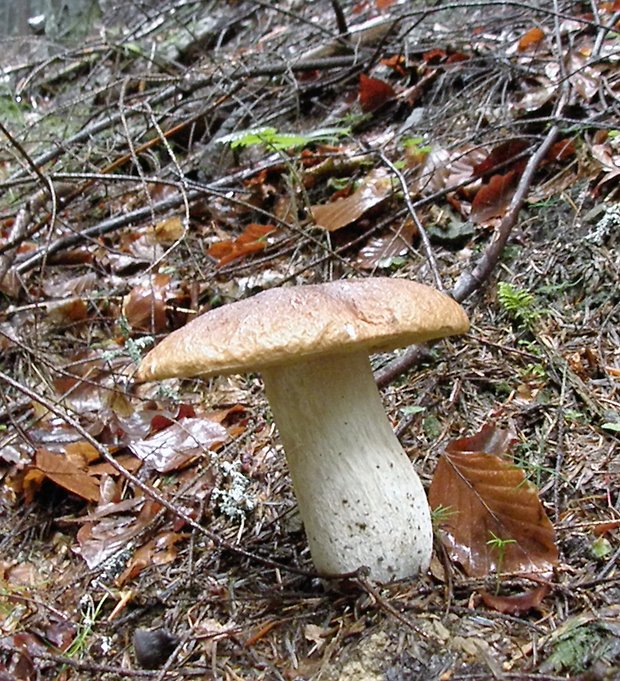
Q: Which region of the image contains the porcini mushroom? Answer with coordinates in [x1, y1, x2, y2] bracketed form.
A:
[137, 278, 469, 581]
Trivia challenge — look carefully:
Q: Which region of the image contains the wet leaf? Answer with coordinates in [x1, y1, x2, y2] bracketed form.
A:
[311, 169, 392, 231]
[130, 417, 228, 473]
[359, 74, 395, 113]
[429, 423, 559, 577]
[480, 585, 550, 614]
[208, 224, 277, 267]
[122, 273, 171, 332]
[356, 221, 417, 269]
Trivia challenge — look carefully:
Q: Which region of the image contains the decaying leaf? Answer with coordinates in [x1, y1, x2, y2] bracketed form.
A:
[429, 423, 559, 577]
[208, 224, 277, 267]
[311, 169, 393, 231]
[359, 73, 395, 112]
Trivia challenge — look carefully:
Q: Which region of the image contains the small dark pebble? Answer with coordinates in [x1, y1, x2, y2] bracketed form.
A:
[133, 628, 179, 669]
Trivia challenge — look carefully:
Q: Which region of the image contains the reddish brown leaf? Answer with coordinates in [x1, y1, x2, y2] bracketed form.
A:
[28, 447, 100, 502]
[116, 531, 185, 585]
[546, 139, 576, 162]
[122, 273, 171, 332]
[359, 74, 395, 113]
[428, 423, 559, 577]
[208, 224, 277, 267]
[473, 140, 529, 177]
[423, 48, 447, 64]
[518, 27, 545, 51]
[311, 169, 392, 231]
[381, 55, 407, 76]
[480, 585, 550, 614]
[470, 170, 519, 223]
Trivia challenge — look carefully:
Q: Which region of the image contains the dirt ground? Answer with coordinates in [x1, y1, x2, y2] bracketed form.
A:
[0, 1, 618, 679]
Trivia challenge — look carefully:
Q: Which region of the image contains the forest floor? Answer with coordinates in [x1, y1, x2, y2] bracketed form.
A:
[0, 1, 619, 679]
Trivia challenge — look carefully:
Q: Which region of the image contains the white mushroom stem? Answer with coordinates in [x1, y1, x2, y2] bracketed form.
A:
[262, 351, 433, 581]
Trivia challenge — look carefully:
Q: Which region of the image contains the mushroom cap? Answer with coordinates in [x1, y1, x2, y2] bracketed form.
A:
[137, 277, 469, 381]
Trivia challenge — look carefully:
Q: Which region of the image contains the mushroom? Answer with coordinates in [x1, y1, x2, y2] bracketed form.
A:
[137, 277, 469, 581]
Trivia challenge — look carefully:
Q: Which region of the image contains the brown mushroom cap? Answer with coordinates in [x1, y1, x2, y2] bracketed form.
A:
[137, 277, 469, 381]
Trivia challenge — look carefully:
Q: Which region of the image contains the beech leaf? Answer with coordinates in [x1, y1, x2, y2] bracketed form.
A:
[311, 169, 392, 231]
[429, 423, 559, 577]
[359, 74, 395, 113]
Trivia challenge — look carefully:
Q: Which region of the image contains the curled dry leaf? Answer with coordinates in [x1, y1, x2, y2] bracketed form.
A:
[311, 169, 393, 232]
[429, 423, 559, 577]
[207, 224, 277, 267]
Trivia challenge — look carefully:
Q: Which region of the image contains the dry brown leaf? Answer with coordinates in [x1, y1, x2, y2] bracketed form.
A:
[518, 27, 545, 51]
[311, 169, 392, 231]
[428, 423, 558, 577]
[480, 585, 550, 614]
[28, 447, 100, 503]
[208, 224, 277, 267]
[470, 170, 519, 223]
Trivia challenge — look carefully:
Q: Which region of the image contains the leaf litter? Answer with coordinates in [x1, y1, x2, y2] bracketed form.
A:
[0, 1, 619, 679]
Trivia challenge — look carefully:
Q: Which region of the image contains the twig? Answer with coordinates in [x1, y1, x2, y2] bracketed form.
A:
[379, 152, 444, 291]
[330, 0, 349, 36]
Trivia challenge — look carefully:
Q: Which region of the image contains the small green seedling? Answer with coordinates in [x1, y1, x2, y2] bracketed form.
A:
[431, 504, 458, 526]
[486, 531, 517, 573]
[65, 593, 108, 659]
[218, 126, 351, 151]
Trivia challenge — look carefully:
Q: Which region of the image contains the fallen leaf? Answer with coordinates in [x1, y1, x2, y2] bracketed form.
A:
[480, 585, 550, 614]
[359, 74, 395, 113]
[149, 215, 185, 244]
[122, 273, 171, 332]
[26, 447, 100, 503]
[518, 27, 545, 51]
[130, 417, 228, 473]
[356, 220, 417, 269]
[473, 140, 529, 177]
[471, 170, 519, 223]
[429, 423, 559, 577]
[208, 224, 277, 267]
[311, 169, 392, 231]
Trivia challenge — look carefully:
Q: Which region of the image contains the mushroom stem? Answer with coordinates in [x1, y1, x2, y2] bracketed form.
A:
[262, 351, 433, 581]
